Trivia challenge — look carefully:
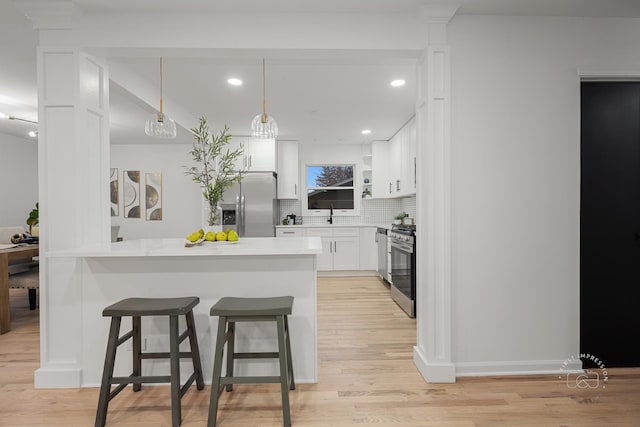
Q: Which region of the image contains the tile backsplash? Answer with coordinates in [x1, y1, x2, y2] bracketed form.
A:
[279, 196, 416, 225]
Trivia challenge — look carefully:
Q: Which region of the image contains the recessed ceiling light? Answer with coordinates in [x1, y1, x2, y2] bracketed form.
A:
[28, 130, 38, 138]
[227, 78, 243, 86]
[361, 129, 372, 135]
[390, 79, 406, 87]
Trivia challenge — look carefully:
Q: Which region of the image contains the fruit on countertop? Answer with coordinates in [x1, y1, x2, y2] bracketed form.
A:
[227, 230, 239, 242]
[186, 232, 201, 242]
[215, 231, 227, 241]
[205, 231, 216, 241]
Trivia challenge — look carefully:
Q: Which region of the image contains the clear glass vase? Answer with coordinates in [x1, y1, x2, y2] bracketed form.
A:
[203, 202, 223, 233]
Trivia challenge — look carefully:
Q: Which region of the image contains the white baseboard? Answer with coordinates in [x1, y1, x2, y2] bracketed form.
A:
[413, 346, 456, 383]
[317, 270, 378, 277]
[34, 366, 82, 388]
[455, 359, 583, 377]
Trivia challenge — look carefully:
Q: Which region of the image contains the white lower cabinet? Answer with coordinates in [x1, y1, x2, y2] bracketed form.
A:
[276, 226, 378, 272]
[358, 227, 377, 271]
[306, 227, 359, 271]
[331, 236, 360, 270]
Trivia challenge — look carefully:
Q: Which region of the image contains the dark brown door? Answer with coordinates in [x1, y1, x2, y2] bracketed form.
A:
[581, 82, 640, 367]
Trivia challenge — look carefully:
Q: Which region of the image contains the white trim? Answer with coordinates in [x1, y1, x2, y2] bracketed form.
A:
[455, 360, 583, 377]
[34, 366, 82, 388]
[413, 345, 455, 383]
[414, 42, 454, 384]
[317, 270, 377, 277]
[578, 67, 640, 80]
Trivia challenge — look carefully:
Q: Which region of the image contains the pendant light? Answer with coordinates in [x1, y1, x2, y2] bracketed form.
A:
[251, 58, 278, 138]
[145, 57, 177, 139]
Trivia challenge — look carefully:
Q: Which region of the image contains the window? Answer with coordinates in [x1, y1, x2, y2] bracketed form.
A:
[306, 165, 355, 211]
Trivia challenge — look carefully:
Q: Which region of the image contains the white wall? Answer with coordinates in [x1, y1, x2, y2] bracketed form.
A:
[110, 143, 202, 240]
[448, 15, 640, 373]
[0, 132, 38, 228]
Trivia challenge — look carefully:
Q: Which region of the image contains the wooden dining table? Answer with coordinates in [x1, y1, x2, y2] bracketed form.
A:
[0, 244, 39, 334]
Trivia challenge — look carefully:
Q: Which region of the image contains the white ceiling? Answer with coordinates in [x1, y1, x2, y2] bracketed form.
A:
[2, 0, 640, 144]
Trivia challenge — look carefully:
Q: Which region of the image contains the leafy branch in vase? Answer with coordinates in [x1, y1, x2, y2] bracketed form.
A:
[184, 117, 243, 225]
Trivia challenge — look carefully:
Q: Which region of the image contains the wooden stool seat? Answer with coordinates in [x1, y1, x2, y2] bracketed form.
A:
[103, 296, 200, 316]
[208, 296, 295, 427]
[210, 296, 294, 317]
[95, 296, 205, 427]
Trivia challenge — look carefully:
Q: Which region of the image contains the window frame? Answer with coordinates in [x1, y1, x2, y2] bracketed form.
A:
[303, 163, 360, 217]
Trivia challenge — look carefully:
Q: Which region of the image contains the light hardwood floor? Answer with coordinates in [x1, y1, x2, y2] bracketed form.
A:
[1, 277, 639, 426]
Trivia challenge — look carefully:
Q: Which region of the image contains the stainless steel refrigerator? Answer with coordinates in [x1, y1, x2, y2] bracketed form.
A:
[219, 172, 278, 237]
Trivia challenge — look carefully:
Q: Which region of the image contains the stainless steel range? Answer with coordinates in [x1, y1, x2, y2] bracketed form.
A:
[388, 225, 416, 318]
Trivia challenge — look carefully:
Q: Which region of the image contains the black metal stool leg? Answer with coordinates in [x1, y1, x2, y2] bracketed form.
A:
[169, 315, 181, 427]
[284, 315, 295, 390]
[132, 316, 142, 392]
[276, 315, 292, 427]
[185, 310, 205, 390]
[208, 316, 228, 427]
[225, 321, 235, 392]
[95, 316, 122, 427]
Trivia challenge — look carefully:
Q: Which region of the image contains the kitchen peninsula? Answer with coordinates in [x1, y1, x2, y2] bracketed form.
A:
[39, 237, 321, 388]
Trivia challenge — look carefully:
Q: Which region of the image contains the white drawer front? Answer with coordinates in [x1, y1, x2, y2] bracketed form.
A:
[276, 228, 305, 237]
[306, 228, 333, 237]
[333, 227, 359, 237]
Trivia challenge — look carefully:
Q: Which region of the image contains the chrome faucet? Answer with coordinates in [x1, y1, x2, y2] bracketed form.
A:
[328, 204, 334, 224]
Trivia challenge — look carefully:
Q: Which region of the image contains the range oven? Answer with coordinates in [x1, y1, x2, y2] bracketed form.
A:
[389, 225, 416, 318]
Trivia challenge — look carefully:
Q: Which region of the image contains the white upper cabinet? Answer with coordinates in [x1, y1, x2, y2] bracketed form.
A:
[372, 140, 391, 198]
[246, 137, 276, 171]
[229, 137, 276, 172]
[229, 137, 248, 172]
[376, 116, 416, 198]
[407, 117, 417, 193]
[277, 140, 299, 199]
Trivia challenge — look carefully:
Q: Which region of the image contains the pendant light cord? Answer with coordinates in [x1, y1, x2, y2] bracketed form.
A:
[262, 58, 267, 122]
[159, 57, 164, 116]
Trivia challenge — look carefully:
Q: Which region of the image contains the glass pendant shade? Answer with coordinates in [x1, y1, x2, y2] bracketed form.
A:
[145, 57, 177, 139]
[251, 113, 278, 138]
[251, 59, 278, 138]
[145, 112, 177, 139]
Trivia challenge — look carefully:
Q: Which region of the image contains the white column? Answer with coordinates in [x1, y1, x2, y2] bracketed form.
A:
[413, 6, 457, 383]
[20, 2, 111, 387]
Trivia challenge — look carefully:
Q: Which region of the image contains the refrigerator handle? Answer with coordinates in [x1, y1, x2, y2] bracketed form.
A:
[240, 194, 246, 236]
[235, 194, 240, 233]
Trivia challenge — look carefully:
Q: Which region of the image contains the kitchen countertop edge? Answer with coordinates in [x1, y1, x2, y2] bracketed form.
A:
[46, 237, 323, 258]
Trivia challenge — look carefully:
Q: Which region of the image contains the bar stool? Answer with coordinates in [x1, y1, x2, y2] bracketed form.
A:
[208, 296, 295, 427]
[95, 297, 205, 427]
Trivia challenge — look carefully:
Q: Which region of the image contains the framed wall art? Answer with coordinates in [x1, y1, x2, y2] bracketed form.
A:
[145, 172, 163, 221]
[110, 168, 119, 216]
[123, 170, 141, 218]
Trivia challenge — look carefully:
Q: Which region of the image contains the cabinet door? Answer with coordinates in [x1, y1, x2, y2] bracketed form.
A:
[358, 227, 377, 270]
[389, 133, 402, 196]
[277, 140, 299, 199]
[407, 117, 417, 193]
[372, 141, 390, 198]
[332, 236, 360, 270]
[229, 137, 248, 171]
[316, 237, 334, 271]
[247, 137, 276, 171]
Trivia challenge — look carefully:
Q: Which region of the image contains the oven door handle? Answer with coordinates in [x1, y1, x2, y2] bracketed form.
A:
[390, 240, 413, 253]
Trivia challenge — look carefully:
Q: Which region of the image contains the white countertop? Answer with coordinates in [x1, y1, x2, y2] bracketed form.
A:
[47, 237, 322, 258]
